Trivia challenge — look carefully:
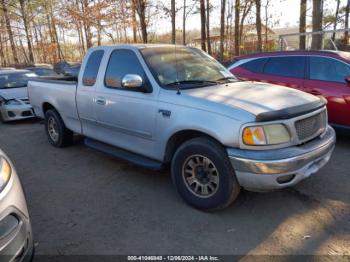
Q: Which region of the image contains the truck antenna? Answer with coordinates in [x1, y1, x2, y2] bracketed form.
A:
[175, 44, 181, 95]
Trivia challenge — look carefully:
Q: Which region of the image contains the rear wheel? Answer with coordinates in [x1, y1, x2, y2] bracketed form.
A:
[44, 109, 73, 147]
[171, 137, 240, 210]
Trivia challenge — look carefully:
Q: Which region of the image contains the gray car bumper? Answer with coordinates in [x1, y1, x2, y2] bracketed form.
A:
[228, 126, 336, 191]
[0, 104, 34, 122]
[0, 157, 33, 261]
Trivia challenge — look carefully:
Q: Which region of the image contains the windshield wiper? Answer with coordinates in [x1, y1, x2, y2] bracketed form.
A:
[165, 80, 218, 87]
[215, 76, 237, 83]
[2, 85, 27, 89]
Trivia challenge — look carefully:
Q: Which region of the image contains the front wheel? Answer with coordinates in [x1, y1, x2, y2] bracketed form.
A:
[171, 137, 240, 210]
[44, 109, 73, 147]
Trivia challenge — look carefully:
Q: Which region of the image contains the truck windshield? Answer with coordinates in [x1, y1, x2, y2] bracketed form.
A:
[0, 72, 37, 89]
[140, 46, 236, 89]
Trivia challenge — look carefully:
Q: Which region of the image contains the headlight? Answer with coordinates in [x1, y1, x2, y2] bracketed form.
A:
[243, 124, 290, 146]
[5, 99, 21, 106]
[0, 157, 11, 192]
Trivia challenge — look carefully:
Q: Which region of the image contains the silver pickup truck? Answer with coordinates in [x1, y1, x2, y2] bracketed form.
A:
[28, 45, 336, 210]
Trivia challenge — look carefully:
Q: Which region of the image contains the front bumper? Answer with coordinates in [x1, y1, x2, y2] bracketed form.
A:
[228, 126, 336, 191]
[0, 104, 34, 122]
[0, 156, 33, 261]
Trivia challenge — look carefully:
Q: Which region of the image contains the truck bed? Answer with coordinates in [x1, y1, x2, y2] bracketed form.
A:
[32, 75, 78, 83]
[28, 77, 81, 133]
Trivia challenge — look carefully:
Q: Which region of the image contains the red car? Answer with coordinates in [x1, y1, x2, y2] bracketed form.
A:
[228, 50, 350, 129]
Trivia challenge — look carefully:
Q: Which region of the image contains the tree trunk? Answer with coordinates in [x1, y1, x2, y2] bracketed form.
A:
[1, 0, 19, 64]
[299, 0, 307, 50]
[264, 0, 269, 49]
[200, 0, 206, 51]
[171, 0, 176, 44]
[332, 0, 340, 41]
[133, 0, 148, 43]
[255, 0, 262, 52]
[311, 0, 323, 50]
[34, 21, 47, 63]
[0, 25, 7, 66]
[206, 0, 211, 54]
[82, 0, 93, 48]
[131, 1, 137, 43]
[219, 0, 226, 62]
[344, 0, 350, 44]
[19, 0, 35, 64]
[234, 0, 240, 56]
[182, 0, 186, 45]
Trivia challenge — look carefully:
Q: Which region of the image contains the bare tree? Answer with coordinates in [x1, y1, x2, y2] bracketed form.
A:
[183, 0, 186, 45]
[131, 0, 138, 43]
[133, 0, 148, 43]
[219, 0, 226, 61]
[264, 0, 270, 48]
[332, 0, 340, 41]
[345, 0, 350, 44]
[255, 0, 262, 52]
[1, 0, 19, 64]
[239, 1, 253, 46]
[311, 0, 323, 50]
[206, 0, 211, 54]
[234, 0, 240, 56]
[199, 0, 206, 51]
[19, 0, 35, 63]
[299, 0, 307, 50]
[182, 0, 195, 45]
[171, 0, 175, 44]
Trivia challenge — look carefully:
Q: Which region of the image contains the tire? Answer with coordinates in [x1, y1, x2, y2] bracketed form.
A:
[0, 111, 4, 123]
[44, 109, 73, 147]
[171, 137, 241, 210]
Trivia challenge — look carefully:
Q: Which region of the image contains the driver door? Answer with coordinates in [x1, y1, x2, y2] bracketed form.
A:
[94, 49, 158, 158]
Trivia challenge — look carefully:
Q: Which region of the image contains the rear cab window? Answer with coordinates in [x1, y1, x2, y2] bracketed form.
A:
[82, 50, 104, 86]
[263, 56, 305, 78]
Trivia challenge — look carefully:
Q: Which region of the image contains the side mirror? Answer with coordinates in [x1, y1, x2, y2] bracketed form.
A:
[121, 74, 150, 93]
[345, 76, 350, 85]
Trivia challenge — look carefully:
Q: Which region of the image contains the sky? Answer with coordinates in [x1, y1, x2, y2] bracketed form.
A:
[150, 0, 348, 33]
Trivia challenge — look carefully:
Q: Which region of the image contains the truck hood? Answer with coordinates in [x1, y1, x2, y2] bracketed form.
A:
[183, 81, 323, 121]
[0, 87, 27, 100]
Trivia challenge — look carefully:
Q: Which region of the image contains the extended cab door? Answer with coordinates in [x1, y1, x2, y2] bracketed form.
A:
[76, 49, 105, 136]
[303, 56, 350, 127]
[93, 48, 159, 158]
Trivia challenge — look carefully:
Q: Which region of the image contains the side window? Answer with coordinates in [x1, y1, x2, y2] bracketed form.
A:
[82, 50, 104, 86]
[263, 56, 305, 78]
[105, 49, 146, 90]
[241, 58, 268, 73]
[309, 56, 350, 83]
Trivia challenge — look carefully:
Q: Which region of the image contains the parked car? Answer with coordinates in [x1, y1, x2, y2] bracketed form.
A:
[0, 67, 16, 71]
[28, 45, 335, 210]
[228, 50, 350, 129]
[62, 64, 80, 78]
[53, 61, 80, 75]
[0, 70, 36, 122]
[26, 67, 58, 77]
[0, 149, 34, 260]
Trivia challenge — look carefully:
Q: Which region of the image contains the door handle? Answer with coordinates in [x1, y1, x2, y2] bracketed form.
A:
[96, 97, 106, 105]
[310, 89, 322, 96]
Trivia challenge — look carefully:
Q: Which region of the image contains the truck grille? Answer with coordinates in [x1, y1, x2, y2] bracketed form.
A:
[295, 110, 327, 142]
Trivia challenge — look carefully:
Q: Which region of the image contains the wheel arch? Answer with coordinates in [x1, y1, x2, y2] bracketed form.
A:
[163, 129, 223, 164]
[42, 102, 57, 114]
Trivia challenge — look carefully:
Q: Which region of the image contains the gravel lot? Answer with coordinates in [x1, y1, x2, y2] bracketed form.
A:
[0, 119, 349, 257]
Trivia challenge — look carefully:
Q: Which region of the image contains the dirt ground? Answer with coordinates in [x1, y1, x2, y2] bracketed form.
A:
[0, 119, 349, 258]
